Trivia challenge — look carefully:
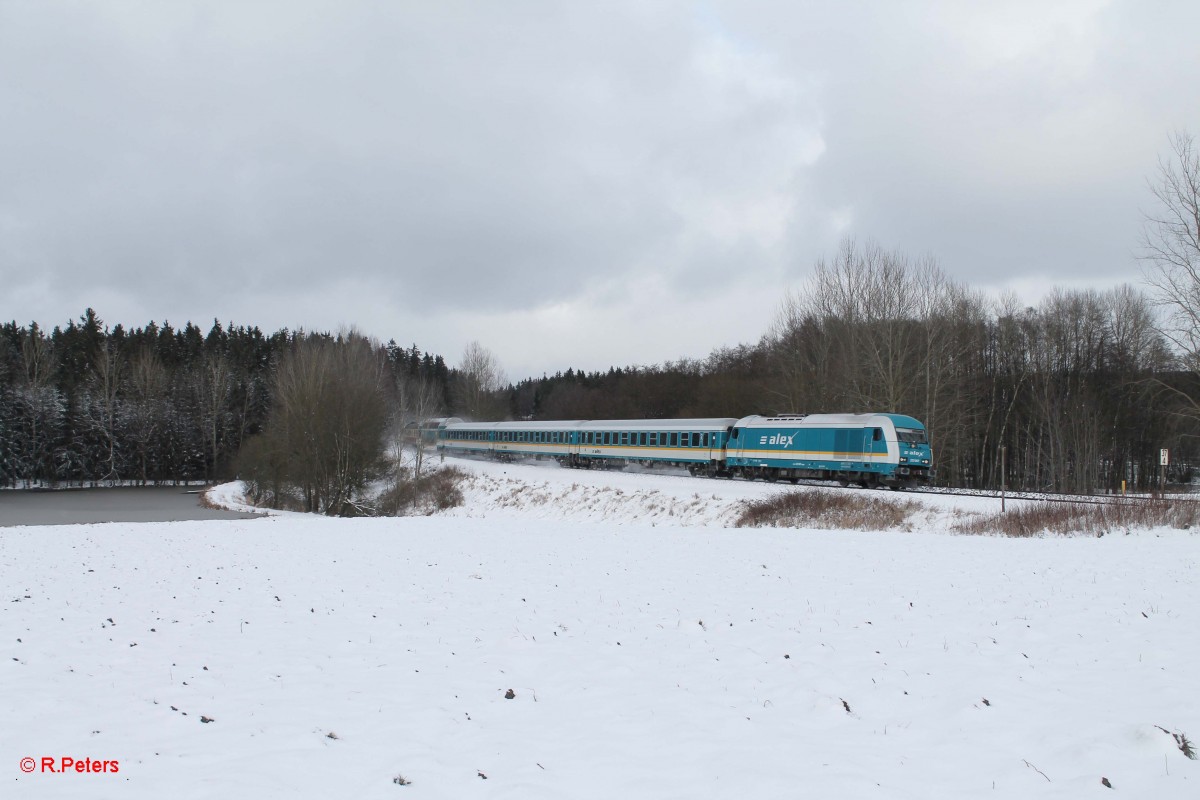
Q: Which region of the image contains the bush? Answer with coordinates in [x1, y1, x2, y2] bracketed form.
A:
[955, 498, 1200, 537]
[376, 466, 467, 516]
[735, 488, 924, 530]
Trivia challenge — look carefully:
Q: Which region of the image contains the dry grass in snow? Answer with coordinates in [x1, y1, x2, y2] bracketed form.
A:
[954, 498, 1200, 537]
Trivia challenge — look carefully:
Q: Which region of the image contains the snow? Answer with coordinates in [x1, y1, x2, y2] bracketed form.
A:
[2, 457, 1197, 798]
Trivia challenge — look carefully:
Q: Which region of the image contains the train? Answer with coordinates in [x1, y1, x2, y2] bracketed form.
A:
[434, 413, 933, 489]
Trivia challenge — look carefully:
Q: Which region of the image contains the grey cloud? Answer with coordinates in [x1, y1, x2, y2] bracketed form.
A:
[2, 2, 819, 329]
[2, 1, 1197, 374]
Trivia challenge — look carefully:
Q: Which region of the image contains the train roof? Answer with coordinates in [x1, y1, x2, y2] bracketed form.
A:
[735, 413, 926, 429]
[442, 418, 738, 432]
[579, 418, 737, 431]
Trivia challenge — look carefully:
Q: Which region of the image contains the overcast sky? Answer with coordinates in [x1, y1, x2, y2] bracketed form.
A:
[2, 1, 1198, 379]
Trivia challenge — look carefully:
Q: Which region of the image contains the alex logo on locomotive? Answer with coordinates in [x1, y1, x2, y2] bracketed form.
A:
[759, 433, 797, 447]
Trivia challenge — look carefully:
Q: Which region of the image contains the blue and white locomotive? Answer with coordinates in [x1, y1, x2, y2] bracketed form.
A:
[725, 413, 932, 487]
[436, 412, 933, 488]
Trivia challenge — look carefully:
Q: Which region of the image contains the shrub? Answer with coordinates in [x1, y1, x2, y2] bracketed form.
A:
[954, 498, 1200, 537]
[376, 466, 467, 516]
[735, 488, 924, 530]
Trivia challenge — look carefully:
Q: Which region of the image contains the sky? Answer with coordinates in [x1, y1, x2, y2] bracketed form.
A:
[2, 1, 1198, 379]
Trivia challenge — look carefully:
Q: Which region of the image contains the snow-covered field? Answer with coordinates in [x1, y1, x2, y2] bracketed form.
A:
[3, 457, 1197, 798]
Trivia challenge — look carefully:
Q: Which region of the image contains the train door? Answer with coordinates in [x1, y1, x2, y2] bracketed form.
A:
[728, 427, 744, 462]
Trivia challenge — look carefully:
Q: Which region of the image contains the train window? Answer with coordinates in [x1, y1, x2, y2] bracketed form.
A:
[872, 428, 882, 442]
[670, 432, 679, 447]
[702, 433, 709, 447]
[639, 432, 647, 446]
[896, 428, 928, 444]
[692, 433, 701, 447]
[620, 432, 628, 445]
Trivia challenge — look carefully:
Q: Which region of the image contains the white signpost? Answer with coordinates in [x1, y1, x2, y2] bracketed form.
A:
[1160, 449, 1170, 466]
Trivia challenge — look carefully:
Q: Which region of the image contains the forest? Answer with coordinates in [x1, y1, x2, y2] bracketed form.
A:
[0, 310, 450, 491]
[507, 243, 1199, 493]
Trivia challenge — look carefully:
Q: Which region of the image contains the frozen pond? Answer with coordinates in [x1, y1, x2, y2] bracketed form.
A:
[0, 486, 261, 527]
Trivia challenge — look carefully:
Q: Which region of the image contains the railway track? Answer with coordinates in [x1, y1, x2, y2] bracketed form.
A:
[903, 485, 1200, 506]
[769, 477, 1200, 507]
[450, 452, 1200, 507]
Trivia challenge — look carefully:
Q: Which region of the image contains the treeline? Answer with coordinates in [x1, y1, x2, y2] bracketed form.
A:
[505, 242, 1199, 493]
[6, 240, 1200, 497]
[0, 309, 451, 488]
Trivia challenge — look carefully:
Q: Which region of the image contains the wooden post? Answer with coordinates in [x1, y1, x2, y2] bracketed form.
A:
[1000, 445, 1007, 513]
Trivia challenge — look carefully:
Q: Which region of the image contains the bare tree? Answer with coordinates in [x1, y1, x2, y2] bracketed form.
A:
[391, 375, 443, 480]
[125, 345, 167, 484]
[245, 332, 390, 515]
[87, 340, 124, 483]
[456, 340, 507, 420]
[1142, 130, 1200, 415]
[196, 353, 233, 480]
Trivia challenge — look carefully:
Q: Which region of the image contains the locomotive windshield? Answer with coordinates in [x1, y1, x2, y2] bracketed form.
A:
[895, 427, 928, 445]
